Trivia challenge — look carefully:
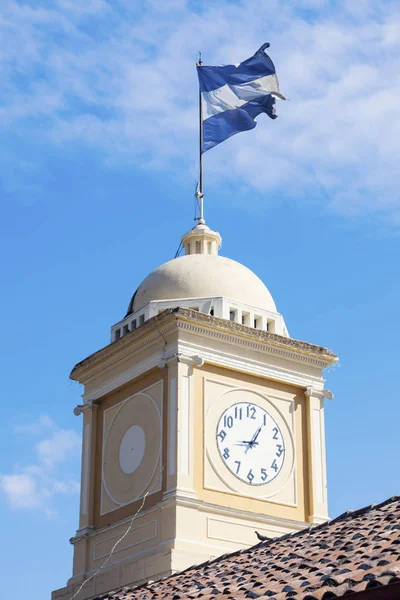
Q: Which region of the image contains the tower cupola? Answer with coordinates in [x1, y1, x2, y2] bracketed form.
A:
[111, 216, 289, 342]
[181, 223, 221, 256]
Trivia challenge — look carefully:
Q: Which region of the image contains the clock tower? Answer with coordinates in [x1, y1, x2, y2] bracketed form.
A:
[52, 220, 337, 600]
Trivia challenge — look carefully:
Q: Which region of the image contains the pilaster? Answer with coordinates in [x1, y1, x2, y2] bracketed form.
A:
[305, 386, 329, 524]
[161, 353, 201, 500]
[175, 359, 196, 497]
[71, 401, 98, 578]
[165, 359, 178, 494]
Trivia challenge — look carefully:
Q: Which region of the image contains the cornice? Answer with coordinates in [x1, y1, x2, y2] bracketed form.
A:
[71, 316, 178, 383]
[176, 318, 334, 370]
[71, 308, 338, 386]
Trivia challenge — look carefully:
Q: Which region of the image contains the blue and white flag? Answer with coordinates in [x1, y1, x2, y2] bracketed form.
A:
[197, 43, 285, 152]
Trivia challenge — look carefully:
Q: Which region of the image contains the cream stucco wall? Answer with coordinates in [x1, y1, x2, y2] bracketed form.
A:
[53, 311, 333, 600]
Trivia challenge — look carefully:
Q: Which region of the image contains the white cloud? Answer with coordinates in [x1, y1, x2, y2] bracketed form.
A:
[0, 473, 44, 510]
[14, 414, 54, 434]
[37, 428, 81, 469]
[0, 416, 80, 517]
[0, 0, 400, 224]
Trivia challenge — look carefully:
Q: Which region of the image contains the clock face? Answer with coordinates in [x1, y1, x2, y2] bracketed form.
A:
[216, 402, 285, 485]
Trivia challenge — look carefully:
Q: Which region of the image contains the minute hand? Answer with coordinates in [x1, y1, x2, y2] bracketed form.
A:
[252, 427, 262, 443]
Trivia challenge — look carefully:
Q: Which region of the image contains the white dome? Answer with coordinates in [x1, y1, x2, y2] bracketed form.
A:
[129, 254, 277, 314]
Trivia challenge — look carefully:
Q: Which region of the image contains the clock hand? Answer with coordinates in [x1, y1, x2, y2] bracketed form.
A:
[245, 427, 262, 454]
[250, 426, 262, 444]
[234, 441, 260, 447]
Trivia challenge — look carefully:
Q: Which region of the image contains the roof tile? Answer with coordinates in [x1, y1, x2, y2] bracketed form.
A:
[90, 497, 400, 600]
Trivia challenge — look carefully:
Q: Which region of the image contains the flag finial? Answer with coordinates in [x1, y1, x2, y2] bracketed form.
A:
[195, 182, 205, 225]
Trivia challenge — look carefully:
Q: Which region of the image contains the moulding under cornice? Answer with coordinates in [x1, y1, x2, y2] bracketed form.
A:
[82, 335, 326, 403]
[81, 353, 163, 401]
[171, 493, 309, 531]
[70, 526, 94, 544]
[175, 318, 332, 370]
[71, 489, 307, 546]
[73, 321, 178, 385]
[80, 339, 329, 404]
[82, 347, 179, 401]
[71, 501, 163, 544]
[177, 340, 325, 391]
[72, 309, 337, 387]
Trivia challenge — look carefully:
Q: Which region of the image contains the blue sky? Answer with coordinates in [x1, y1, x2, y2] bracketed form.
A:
[1, 0, 400, 598]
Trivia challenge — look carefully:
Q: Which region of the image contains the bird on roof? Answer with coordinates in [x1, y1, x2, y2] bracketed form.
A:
[255, 531, 270, 542]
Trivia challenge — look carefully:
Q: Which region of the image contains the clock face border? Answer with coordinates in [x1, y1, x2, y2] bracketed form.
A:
[205, 386, 295, 500]
[216, 401, 286, 486]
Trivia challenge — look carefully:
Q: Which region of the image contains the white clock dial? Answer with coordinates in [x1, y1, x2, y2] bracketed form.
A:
[216, 402, 285, 485]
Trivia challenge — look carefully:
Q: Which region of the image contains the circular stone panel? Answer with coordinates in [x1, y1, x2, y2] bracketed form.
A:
[103, 392, 162, 505]
[119, 425, 146, 474]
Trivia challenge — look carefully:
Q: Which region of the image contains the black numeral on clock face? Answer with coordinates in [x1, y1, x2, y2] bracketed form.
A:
[247, 469, 254, 483]
[234, 406, 242, 420]
[261, 468, 268, 481]
[271, 459, 278, 472]
[272, 427, 279, 440]
[247, 405, 256, 419]
[223, 447, 230, 459]
[218, 430, 226, 442]
[235, 460, 241, 474]
[276, 444, 284, 457]
[224, 415, 233, 428]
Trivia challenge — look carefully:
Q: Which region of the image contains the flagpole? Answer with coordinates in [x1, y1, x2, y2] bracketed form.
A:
[196, 52, 205, 224]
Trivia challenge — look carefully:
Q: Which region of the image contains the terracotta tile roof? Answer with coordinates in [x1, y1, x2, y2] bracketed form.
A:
[94, 496, 400, 600]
